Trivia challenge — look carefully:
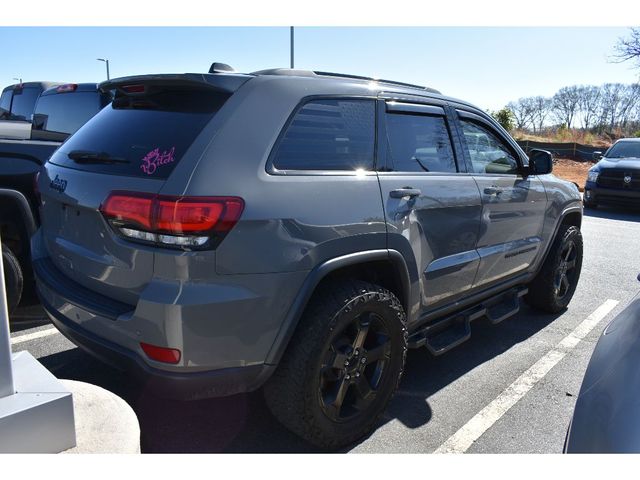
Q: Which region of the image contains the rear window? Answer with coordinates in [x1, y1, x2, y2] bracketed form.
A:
[49, 88, 229, 179]
[10, 87, 41, 121]
[32, 91, 104, 139]
[272, 98, 375, 171]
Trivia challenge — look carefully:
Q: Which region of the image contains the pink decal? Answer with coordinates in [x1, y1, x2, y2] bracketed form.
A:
[140, 147, 176, 175]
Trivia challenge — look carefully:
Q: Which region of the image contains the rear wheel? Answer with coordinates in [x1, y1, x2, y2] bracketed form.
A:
[2, 244, 23, 314]
[525, 225, 583, 313]
[264, 279, 407, 450]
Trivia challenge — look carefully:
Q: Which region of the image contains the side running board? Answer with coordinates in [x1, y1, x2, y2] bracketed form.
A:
[407, 286, 528, 356]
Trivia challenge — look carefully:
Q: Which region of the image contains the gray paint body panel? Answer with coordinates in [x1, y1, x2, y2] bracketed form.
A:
[33, 71, 583, 397]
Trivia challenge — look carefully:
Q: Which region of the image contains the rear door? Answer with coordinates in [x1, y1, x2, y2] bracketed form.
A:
[454, 109, 547, 289]
[376, 99, 483, 312]
[39, 83, 233, 305]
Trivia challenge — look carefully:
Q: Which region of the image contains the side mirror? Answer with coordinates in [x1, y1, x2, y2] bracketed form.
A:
[592, 151, 603, 162]
[528, 149, 553, 175]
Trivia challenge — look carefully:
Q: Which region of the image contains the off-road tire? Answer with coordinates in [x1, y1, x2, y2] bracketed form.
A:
[2, 244, 23, 314]
[264, 279, 407, 450]
[525, 225, 583, 313]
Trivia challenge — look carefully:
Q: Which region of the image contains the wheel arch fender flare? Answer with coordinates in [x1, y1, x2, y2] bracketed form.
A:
[0, 188, 37, 238]
[536, 204, 583, 274]
[263, 249, 412, 367]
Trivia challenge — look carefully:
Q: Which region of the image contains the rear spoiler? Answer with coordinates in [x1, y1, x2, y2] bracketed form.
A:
[99, 73, 252, 95]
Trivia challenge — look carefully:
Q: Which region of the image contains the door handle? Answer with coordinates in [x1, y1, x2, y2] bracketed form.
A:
[484, 186, 503, 196]
[390, 188, 421, 199]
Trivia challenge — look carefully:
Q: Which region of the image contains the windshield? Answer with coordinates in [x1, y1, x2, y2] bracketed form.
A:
[606, 141, 640, 159]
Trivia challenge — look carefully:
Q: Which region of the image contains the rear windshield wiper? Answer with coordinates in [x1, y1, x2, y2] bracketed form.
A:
[68, 150, 130, 164]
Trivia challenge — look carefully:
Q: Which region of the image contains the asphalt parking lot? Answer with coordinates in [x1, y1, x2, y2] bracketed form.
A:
[8, 205, 640, 453]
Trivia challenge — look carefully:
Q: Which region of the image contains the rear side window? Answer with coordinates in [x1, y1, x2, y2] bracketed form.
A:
[384, 113, 456, 173]
[272, 99, 375, 171]
[33, 92, 103, 139]
[10, 87, 41, 121]
[0, 90, 12, 119]
[49, 88, 229, 179]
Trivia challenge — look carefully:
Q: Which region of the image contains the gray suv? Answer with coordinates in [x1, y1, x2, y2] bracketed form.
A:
[32, 65, 583, 449]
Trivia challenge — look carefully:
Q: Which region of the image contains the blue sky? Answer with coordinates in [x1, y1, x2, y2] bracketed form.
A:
[1, 27, 638, 111]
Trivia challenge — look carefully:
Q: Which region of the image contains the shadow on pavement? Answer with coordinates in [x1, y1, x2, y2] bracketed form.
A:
[584, 205, 640, 222]
[38, 303, 561, 453]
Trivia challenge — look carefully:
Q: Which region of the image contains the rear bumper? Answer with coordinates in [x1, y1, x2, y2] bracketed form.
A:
[40, 292, 274, 399]
[30, 230, 307, 398]
[585, 182, 640, 206]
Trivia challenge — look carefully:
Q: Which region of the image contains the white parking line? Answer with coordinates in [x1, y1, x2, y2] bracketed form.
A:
[434, 299, 619, 454]
[10, 327, 60, 346]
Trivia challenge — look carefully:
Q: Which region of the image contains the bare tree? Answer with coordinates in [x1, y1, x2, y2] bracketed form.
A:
[552, 86, 581, 128]
[619, 84, 640, 129]
[531, 96, 552, 134]
[507, 97, 536, 130]
[613, 27, 640, 69]
[576, 85, 601, 130]
[599, 83, 627, 132]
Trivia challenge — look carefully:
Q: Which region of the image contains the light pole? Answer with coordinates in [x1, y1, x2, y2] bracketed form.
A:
[97, 58, 110, 80]
[12, 77, 22, 84]
[290, 27, 294, 69]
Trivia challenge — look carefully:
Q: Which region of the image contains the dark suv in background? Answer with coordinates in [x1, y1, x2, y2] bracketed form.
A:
[33, 64, 583, 449]
[584, 138, 640, 208]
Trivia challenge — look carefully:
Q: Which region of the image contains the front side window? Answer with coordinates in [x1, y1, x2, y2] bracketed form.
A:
[272, 99, 375, 171]
[460, 119, 519, 174]
[384, 113, 456, 173]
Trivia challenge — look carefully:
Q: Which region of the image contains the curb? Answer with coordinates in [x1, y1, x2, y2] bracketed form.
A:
[60, 380, 140, 454]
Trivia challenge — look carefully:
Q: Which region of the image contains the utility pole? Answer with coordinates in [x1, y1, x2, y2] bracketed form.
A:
[97, 58, 110, 80]
[290, 27, 294, 69]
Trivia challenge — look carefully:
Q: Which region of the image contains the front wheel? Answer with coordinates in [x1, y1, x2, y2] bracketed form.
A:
[525, 225, 583, 313]
[264, 279, 407, 450]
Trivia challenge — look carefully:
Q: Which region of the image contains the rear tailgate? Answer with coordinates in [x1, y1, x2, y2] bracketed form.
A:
[39, 73, 249, 305]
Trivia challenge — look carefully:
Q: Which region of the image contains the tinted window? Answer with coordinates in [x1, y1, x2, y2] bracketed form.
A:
[0, 90, 12, 119]
[385, 113, 456, 173]
[33, 92, 102, 137]
[273, 99, 375, 171]
[460, 120, 518, 174]
[49, 88, 229, 179]
[10, 87, 41, 121]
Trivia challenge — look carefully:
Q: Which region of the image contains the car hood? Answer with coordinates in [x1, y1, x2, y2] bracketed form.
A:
[597, 157, 640, 170]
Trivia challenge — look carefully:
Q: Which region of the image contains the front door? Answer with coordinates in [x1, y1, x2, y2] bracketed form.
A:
[455, 110, 547, 289]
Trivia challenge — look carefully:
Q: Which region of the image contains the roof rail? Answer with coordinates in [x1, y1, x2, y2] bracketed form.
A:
[250, 68, 441, 94]
[314, 71, 441, 94]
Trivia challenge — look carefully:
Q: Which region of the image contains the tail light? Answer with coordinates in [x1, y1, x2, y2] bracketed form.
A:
[56, 84, 78, 93]
[100, 192, 244, 250]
